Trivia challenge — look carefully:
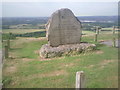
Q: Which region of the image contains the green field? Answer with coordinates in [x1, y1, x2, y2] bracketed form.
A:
[2, 29, 45, 34]
[101, 27, 120, 31]
[2, 29, 118, 88]
[3, 28, 118, 35]
[3, 29, 94, 35]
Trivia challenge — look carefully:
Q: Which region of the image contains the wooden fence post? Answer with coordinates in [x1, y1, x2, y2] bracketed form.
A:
[5, 45, 9, 59]
[2, 48, 5, 63]
[7, 39, 10, 49]
[112, 37, 116, 47]
[94, 26, 99, 42]
[112, 26, 116, 47]
[76, 71, 85, 89]
[96, 26, 99, 34]
[112, 26, 115, 35]
[94, 33, 97, 42]
[99, 27, 102, 32]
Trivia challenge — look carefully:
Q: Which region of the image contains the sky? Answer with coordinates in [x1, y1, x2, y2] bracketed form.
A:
[1, 0, 119, 17]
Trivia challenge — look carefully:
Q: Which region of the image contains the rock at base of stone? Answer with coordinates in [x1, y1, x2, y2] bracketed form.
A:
[40, 43, 96, 58]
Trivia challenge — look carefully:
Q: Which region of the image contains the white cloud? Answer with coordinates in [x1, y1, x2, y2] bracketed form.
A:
[2, 0, 119, 2]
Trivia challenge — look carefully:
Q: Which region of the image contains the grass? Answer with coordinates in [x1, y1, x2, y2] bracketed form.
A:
[2, 29, 45, 34]
[101, 27, 120, 31]
[10, 38, 47, 59]
[2, 31, 118, 88]
[3, 29, 93, 35]
[101, 27, 113, 30]
[82, 31, 95, 35]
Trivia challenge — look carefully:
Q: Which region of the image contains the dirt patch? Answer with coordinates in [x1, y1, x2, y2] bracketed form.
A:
[65, 63, 74, 67]
[100, 39, 119, 47]
[22, 58, 35, 62]
[99, 40, 105, 42]
[34, 50, 39, 54]
[24, 70, 67, 81]
[25, 37, 47, 41]
[100, 60, 114, 65]
[99, 60, 115, 68]
[34, 70, 67, 77]
[85, 60, 116, 69]
[42, 70, 67, 77]
[74, 59, 81, 62]
[9, 52, 18, 59]
[11, 77, 19, 86]
[39, 56, 65, 61]
[5, 66, 17, 74]
[106, 76, 118, 88]
[60, 63, 74, 68]
[95, 50, 104, 54]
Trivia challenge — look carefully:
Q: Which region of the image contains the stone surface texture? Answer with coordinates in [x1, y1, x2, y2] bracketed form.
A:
[40, 43, 96, 58]
[46, 8, 82, 47]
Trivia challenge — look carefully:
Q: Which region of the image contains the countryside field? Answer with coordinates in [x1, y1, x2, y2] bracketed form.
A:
[2, 29, 118, 88]
[2, 29, 45, 34]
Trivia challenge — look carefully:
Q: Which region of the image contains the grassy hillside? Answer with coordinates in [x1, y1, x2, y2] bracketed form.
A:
[2, 30, 118, 88]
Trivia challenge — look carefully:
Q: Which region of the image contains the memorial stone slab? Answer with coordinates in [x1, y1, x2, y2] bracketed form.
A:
[46, 8, 82, 47]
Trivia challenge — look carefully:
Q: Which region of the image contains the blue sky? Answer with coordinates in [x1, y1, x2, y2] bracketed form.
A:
[2, 2, 118, 17]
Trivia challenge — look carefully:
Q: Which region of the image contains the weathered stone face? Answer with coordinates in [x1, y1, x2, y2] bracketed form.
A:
[46, 8, 82, 47]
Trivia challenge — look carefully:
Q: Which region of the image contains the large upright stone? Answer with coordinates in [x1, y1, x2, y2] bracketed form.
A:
[39, 8, 96, 58]
[46, 8, 82, 47]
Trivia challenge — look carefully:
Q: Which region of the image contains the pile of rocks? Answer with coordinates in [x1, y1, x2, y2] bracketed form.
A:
[40, 43, 96, 58]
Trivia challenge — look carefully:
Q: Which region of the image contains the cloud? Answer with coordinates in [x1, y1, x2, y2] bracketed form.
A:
[2, 0, 119, 2]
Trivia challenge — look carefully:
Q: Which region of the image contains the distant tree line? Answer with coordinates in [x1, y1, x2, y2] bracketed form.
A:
[2, 31, 46, 40]
[15, 31, 46, 37]
[82, 22, 118, 31]
[2, 25, 10, 29]
[2, 25, 45, 29]
[2, 33, 16, 40]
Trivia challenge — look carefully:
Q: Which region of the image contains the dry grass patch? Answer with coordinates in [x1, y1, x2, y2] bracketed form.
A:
[39, 56, 65, 61]
[11, 37, 47, 48]
[23, 70, 67, 81]
[60, 63, 75, 68]
[34, 50, 39, 55]
[25, 37, 47, 41]
[9, 52, 18, 59]
[4, 65, 17, 74]
[85, 60, 116, 69]
[21, 58, 35, 62]
[83, 34, 95, 37]
[106, 76, 118, 88]
[99, 40, 106, 42]
[100, 60, 115, 65]
[99, 60, 116, 68]
[95, 50, 104, 54]
[85, 65, 94, 68]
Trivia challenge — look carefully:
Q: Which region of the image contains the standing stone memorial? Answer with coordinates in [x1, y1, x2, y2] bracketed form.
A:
[46, 8, 82, 47]
[40, 8, 96, 58]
